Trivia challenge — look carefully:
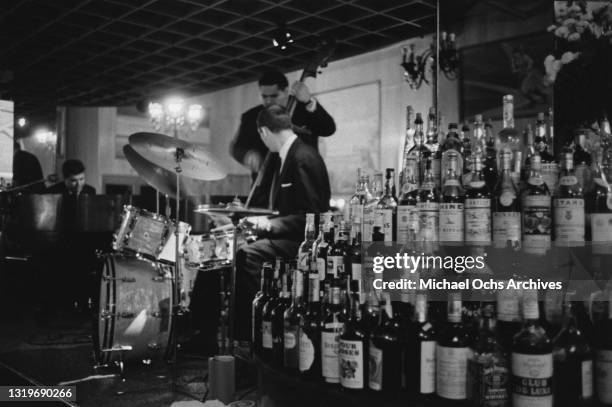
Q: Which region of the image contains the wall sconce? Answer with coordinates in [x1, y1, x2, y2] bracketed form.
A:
[148, 97, 204, 135]
[33, 128, 57, 151]
[401, 31, 459, 90]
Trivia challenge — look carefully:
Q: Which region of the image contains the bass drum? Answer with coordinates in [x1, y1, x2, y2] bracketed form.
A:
[94, 253, 174, 365]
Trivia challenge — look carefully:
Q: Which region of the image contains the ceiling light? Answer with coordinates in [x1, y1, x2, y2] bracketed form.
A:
[272, 24, 294, 51]
[17, 117, 27, 127]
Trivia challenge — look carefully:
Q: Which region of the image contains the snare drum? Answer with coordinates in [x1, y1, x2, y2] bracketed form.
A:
[94, 253, 174, 365]
[185, 231, 242, 269]
[113, 205, 190, 263]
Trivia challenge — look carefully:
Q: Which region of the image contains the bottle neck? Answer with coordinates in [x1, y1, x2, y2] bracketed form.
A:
[292, 270, 303, 305]
[415, 294, 427, 323]
[447, 293, 462, 323]
[307, 274, 319, 304]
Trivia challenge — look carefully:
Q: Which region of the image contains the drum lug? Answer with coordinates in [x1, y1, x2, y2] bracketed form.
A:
[100, 310, 135, 319]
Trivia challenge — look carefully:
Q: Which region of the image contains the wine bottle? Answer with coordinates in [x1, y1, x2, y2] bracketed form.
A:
[554, 151, 585, 245]
[369, 292, 402, 394]
[465, 154, 492, 245]
[553, 297, 593, 406]
[492, 149, 521, 249]
[339, 284, 368, 392]
[521, 153, 552, 254]
[405, 293, 436, 400]
[271, 265, 291, 367]
[261, 258, 282, 361]
[511, 289, 553, 407]
[436, 292, 472, 404]
[283, 264, 303, 372]
[299, 271, 321, 380]
[440, 152, 465, 243]
[595, 290, 612, 406]
[321, 286, 344, 384]
[467, 303, 510, 406]
[315, 212, 333, 291]
[252, 262, 273, 356]
[573, 129, 593, 192]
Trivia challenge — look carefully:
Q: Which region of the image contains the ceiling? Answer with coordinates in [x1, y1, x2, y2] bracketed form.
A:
[0, 0, 438, 129]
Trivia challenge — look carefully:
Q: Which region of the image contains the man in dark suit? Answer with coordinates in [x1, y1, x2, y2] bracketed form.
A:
[46, 159, 96, 196]
[229, 70, 335, 207]
[233, 104, 331, 341]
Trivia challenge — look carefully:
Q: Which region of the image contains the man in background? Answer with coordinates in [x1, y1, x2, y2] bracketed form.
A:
[46, 159, 96, 196]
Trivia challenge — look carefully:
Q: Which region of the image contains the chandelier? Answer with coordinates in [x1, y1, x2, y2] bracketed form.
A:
[401, 31, 459, 90]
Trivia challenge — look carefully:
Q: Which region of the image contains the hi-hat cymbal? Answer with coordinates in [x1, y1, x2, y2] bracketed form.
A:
[128, 132, 227, 181]
[123, 145, 207, 198]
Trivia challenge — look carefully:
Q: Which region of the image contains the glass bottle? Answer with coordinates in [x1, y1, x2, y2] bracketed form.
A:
[484, 119, 499, 191]
[595, 290, 612, 406]
[441, 123, 464, 187]
[397, 156, 420, 245]
[418, 156, 440, 243]
[321, 286, 344, 385]
[408, 112, 428, 185]
[440, 152, 465, 243]
[554, 151, 585, 245]
[405, 293, 436, 401]
[573, 129, 593, 192]
[461, 121, 473, 176]
[349, 171, 369, 237]
[492, 149, 521, 249]
[425, 107, 442, 189]
[586, 154, 612, 252]
[298, 213, 316, 273]
[299, 271, 321, 380]
[499, 94, 521, 153]
[315, 212, 333, 294]
[327, 220, 348, 286]
[511, 289, 553, 407]
[521, 153, 552, 254]
[339, 283, 368, 392]
[375, 168, 398, 242]
[271, 265, 291, 367]
[283, 264, 303, 373]
[399, 105, 416, 187]
[465, 155, 492, 245]
[252, 262, 273, 356]
[364, 172, 383, 242]
[523, 124, 536, 182]
[369, 292, 402, 394]
[348, 225, 362, 296]
[261, 258, 282, 361]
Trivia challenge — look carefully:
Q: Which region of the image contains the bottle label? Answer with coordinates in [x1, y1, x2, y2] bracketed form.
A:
[375, 208, 394, 242]
[541, 163, 559, 191]
[575, 164, 590, 191]
[467, 359, 509, 404]
[596, 350, 612, 403]
[350, 203, 364, 225]
[418, 202, 439, 242]
[559, 175, 578, 186]
[369, 342, 383, 391]
[439, 203, 464, 242]
[339, 340, 364, 389]
[469, 180, 485, 188]
[351, 264, 362, 289]
[262, 321, 273, 349]
[497, 288, 522, 322]
[465, 199, 491, 243]
[492, 212, 521, 248]
[298, 252, 311, 272]
[499, 191, 516, 206]
[284, 325, 299, 368]
[363, 207, 374, 241]
[436, 345, 472, 400]
[554, 198, 585, 242]
[511, 353, 553, 406]
[327, 256, 344, 278]
[298, 331, 315, 372]
[582, 359, 593, 399]
[396, 204, 414, 244]
[522, 195, 552, 244]
[444, 179, 461, 186]
[591, 214, 612, 242]
[420, 341, 436, 394]
[321, 326, 342, 383]
[316, 255, 326, 281]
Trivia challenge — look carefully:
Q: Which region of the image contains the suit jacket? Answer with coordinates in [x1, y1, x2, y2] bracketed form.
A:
[262, 138, 330, 241]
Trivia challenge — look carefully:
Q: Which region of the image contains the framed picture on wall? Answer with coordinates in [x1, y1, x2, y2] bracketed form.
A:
[460, 31, 554, 121]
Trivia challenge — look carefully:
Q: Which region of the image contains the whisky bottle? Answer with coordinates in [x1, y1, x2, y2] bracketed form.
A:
[299, 271, 321, 379]
[536, 112, 558, 193]
[586, 155, 612, 251]
[521, 153, 552, 254]
[467, 303, 510, 406]
[492, 150, 521, 249]
[327, 220, 348, 285]
[261, 258, 282, 361]
[298, 213, 316, 273]
[461, 121, 473, 177]
[339, 285, 368, 392]
[405, 293, 436, 400]
[496, 286, 523, 354]
[484, 119, 499, 191]
[315, 212, 333, 290]
[499, 94, 521, 153]
[348, 224, 362, 295]
[511, 289, 553, 407]
[397, 156, 420, 245]
[271, 265, 291, 367]
[364, 172, 383, 241]
[321, 286, 344, 384]
[252, 262, 273, 355]
[349, 170, 370, 236]
[595, 291, 612, 406]
[523, 124, 536, 182]
[436, 292, 472, 404]
[465, 155, 492, 245]
[408, 112, 428, 185]
[283, 264, 303, 372]
[425, 107, 442, 189]
[369, 292, 402, 394]
[399, 105, 416, 187]
[553, 297, 594, 406]
[573, 129, 593, 192]
[418, 156, 440, 242]
[547, 107, 555, 156]
[440, 152, 465, 243]
[441, 123, 464, 186]
[554, 151, 585, 244]
[472, 114, 486, 159]
[375, 168, 398, 242]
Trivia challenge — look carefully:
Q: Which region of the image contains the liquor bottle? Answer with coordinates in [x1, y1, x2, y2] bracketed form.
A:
[586, 155, 612, 251]
[521, 153, 552, 254]
[523, 124, 536, 181]
[467, 303, 510, 407]
[271, 265, 291, 367]
[315, 212, 333, 290]
[364, 172, 383, 241]
[553, 297, 594, 406]
[461, 121, 473, 176]
[399, 105, 416, 187]
[349, 171, 370, 236]
[252, 262, 273, 356]
[492, 149, 521, 249]
[441, 123, 464, 187]
[465, 154, 492, 245]
[369, 292, 401, 394]
[348, 225, 362, 295]
[299, 271, 321, 379]
[573, 129, 593, 192]
[375, 168, 398, 242]
[484, 119, 499, 191]
[283, 264, 303, 372]
[321, 286, 344, 384]
[339, 283, 368, 392]
[405, 293, 436, 400]
[261, 258, 282, 362]
[499, 94, 521, 153]
[511, 289, 553, 407]
[595, 291, 612, 406]
[425, 107, 442, 189]
[440, 152, 465, 243]
[327, 220, 348, 285]
[397, 156, 420, 245]
[554, 150, 585, 244]
[472, 114, 486, 158]
[436, 292, 472, 404]
[496, 285, 523, 354]
[418, 156, 440, 242]
[298, 213, 316, 273]
[536, 112, 559, 193]
[547, 107, 555, 156]
[408, 112, 428, 183]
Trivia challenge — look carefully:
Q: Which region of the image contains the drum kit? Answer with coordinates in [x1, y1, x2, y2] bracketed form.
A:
[94, 132, 277, 371]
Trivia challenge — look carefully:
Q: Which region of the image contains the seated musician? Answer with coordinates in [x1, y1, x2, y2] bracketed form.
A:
[46, 159, 96, 196]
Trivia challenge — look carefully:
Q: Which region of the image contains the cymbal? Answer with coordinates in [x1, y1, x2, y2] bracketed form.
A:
[128, 132, 227, 181]
[194, 202, 279, 217]
[123, 145, 207, 198]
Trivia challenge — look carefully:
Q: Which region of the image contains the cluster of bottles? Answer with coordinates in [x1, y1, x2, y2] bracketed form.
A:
[252, 237, 612, 406]
[348, 97, 612, 251]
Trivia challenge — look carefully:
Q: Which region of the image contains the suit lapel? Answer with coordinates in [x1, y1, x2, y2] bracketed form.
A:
[270, 139, 300, 209]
